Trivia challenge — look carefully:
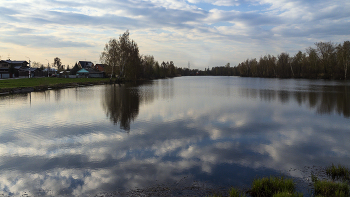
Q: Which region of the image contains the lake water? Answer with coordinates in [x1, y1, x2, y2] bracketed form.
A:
[0, 76, 349, 196]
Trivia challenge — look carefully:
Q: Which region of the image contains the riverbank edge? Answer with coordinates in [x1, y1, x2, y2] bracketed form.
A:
[0, 79, 114, 95]
[0, 75, 179, 95]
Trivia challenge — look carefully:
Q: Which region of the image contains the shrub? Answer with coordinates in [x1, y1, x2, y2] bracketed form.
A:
[325, 164, 350, 181]
[249, 176, 295, 197]
[229, 187, 246, 197]
[314, 180, 349, 197]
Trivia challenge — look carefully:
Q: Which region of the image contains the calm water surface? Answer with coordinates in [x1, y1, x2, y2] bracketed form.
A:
[0, 76, 349, 196]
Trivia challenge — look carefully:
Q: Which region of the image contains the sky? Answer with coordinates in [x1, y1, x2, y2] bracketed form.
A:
[0, 0, 349, 69]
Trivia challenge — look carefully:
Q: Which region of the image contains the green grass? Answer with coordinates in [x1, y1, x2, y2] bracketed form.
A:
[249, 176, 296, 197]
[0, 77, 110, 89]
[229, 188, 247, 197]
[272, 191, 303, 197]
[314, 180, 349, 197]
[206, 188, 247, 197]
[325, 164, 350, 181]
[311, 164, 350, 197]
[207, 164, 350, 197]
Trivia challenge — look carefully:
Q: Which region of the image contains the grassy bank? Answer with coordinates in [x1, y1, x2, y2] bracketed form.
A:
[0, 77, 111, 89]
[0, 77, 111, 94]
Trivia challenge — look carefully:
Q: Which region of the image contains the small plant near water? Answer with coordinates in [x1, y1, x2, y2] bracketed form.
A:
[249, 176, 297, 197]
[207, 188, 246, 197]
[313, 180, 349, 197]
[272, 191, 303, 197]
[325, 163, 350, 181]
[208, 164, 350, 197]
[311, 164, 350, 197]
[229, 188, 246, 197]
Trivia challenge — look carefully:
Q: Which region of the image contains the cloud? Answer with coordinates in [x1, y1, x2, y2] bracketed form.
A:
[0, 81, 350, 195]
[1, 0, 350, 67]
[1, 34, 93, 48]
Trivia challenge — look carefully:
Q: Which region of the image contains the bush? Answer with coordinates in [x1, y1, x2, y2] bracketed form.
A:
[249, 176, 295, 197]
[314, 180, 349, 197]
[229, 188, 246, 197]
[325, 164, 350, 181]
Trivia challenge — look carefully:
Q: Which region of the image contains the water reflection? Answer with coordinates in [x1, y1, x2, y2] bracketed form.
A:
[102, 82, 157, 131]
[0, 77, 349, 196]
[240, 83, 350, 117]
[103, 84, 140, 131]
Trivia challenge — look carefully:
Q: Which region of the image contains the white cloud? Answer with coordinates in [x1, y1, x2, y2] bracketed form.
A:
[0, 0, 349, 68]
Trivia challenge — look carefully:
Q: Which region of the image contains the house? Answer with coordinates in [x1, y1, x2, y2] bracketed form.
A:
[0, 60, 29, 78]
[87, 69, 105, 78]
[43, 68, 58, 76]
[58, 71, 70, 78]
[0, 67, 10, 79]
[19, 67, 43, 78]
[78, 61, 94, 69]
[94, 64, 107, 72]
[76, 68, 105, 78]
[0, 60, 28, 68]
[76, 68, 89, 77]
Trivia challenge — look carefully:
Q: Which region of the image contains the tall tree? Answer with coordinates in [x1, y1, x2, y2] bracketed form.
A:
[100, 38, 119, 79]
[315, 42, 336, 78]
[54, 57, 63, 70]
[142, 55, 155, 78]
[337, 41, 350, 79]
[32, 61, 42, 68]
[277, 53, 290, 78]
[292, 51, 305, 77]
[306, 47, 319, 77]
[153, 61, 160, 78]
[70, 62, 81, 75]
[100, 30, 141, 80]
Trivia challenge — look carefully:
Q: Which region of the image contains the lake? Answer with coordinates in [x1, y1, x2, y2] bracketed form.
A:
[0, 76, 349, 196]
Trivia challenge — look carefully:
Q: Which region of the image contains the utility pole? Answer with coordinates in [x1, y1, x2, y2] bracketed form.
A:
[26, 56, 31, 78]
[45, 59, 50, 77]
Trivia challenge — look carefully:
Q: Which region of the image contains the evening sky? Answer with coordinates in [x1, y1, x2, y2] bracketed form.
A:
[0, 0, 349, 69]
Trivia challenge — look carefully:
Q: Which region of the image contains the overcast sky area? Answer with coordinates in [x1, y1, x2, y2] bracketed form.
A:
[0, 0, 349, 69]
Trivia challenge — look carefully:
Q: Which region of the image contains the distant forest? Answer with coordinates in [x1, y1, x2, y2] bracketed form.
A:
[186, 41, 350, 80]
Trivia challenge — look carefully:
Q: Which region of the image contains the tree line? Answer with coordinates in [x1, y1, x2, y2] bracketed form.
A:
[100, 30, 178, 80]
[206, 41, 350, 80]
[28, 30, 179, 79]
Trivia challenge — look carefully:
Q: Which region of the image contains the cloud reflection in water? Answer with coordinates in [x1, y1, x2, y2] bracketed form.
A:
[0, 77, 349, 196]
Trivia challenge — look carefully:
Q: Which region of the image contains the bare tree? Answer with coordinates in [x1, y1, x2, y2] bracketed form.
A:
[100, 30, 141, 80]
[337, 41, 350, 79]
[54, 57, 63, 70]
[315, 42, 336, 77]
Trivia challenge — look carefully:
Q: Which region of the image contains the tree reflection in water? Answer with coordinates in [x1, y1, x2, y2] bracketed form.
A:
[102, 84, 139, 131]
[102, 82, 156, 131]
[241, 84, 350, 118]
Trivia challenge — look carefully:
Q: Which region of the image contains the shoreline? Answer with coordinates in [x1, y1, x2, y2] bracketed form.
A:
[0, 76, 178, 95]
[0, 78, 113, 95]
